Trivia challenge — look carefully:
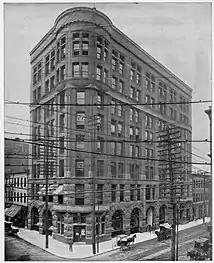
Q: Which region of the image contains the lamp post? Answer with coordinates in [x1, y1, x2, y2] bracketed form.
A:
[205, 106, 212, 224]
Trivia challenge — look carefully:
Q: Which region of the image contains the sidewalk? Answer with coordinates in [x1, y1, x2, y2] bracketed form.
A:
[18, 217, 210, 259]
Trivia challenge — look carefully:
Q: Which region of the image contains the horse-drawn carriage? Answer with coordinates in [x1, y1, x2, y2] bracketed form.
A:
[187, 238, 211, 260]
[5, 221, 19, 236]
[155, 223, 172, 241]
[112, 234, 137, 251]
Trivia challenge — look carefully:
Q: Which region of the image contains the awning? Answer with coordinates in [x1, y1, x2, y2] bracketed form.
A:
[52, 185, 63, 195]
[37, 185, 57, 195]
[5, 204, 22, 218]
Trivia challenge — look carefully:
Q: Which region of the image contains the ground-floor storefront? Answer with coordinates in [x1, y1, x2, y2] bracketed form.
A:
[27, 200, 194, 244]
[5, 204, 28, 228]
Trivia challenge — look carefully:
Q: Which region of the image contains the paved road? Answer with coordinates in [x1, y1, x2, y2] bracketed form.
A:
[86, 223, 209, 261]
[5, 235, 66, 261]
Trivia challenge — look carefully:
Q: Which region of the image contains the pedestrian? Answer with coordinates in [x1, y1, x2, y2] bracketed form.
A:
[69, 239, 73, 252]
[148, 224, 152, 234]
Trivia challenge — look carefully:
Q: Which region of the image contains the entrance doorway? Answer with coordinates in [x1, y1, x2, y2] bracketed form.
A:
[73, 225, 86, 242]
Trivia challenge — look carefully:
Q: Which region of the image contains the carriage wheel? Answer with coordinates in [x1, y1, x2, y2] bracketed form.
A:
[112, 241, 117, 249]
[120, 243, 126, 251]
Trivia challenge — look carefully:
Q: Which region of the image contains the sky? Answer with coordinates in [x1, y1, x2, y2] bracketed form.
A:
[4, 2, 212, 173]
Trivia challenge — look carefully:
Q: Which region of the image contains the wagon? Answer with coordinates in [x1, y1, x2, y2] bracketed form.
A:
[5, 221, 19, 236]
[155, 223, 172, 241]
[187, 238, 211, 260]
[112, 234, 137, 251]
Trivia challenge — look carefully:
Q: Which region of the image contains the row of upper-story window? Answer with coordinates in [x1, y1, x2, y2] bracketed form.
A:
[193, 179, 209, 189]
[6, 191, 27, 203]
[32, 33, 190, 111]
[5, 177, 27, 188]
[193, 192, 209, 202]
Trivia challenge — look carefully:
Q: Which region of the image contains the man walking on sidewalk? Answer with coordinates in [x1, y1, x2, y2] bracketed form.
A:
[69, 240, 73, 252]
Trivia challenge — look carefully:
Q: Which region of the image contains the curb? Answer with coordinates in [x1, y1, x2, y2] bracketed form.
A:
[16, 220, 209, 260]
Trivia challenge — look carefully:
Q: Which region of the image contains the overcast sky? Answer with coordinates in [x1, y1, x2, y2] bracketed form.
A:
[4, 2, 212, 172]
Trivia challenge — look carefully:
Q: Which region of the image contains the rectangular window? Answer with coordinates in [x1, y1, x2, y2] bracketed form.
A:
[135, 127, 140, 140]
[111, 184, 117, 202]
[130, 69, 134, 81]
[130, 185, 135, 201]
[118, 122, 122, 137]
[45, 54, 50, 76]
[136, 90, 140, 102]
[59, 114, 65, 132]
[130, 126, 134, 140]
[137, 185, 141, 200]
[112, 76, 117, 89]
[135, 146, 139, 157]
[111, 162, 117, 177]
[60, 65, 65, 81]
[59, 159, 64, 177]
[111, 120, 116, 134]
[119, 62, 124, 75]
[76, 160, 84, 177]
[119, 80, 124, 93]
[50, 76, 55, 90]
[117, 104, 122, 117]
[76, 91, 85, 105]
[97, 160, 104, 177]
[59, 136, 64, 153]
[110, 141, 116, 155]
[76, 112, 85, 129]
[97, 45, 102, 59]
[45, 79, 49, 94]
[117, 142, 122, 156]
[82, 63, 89, 78]
[76, 135, 85, 149]
[135, 110, 139, 122]
[97, 184, 103, 204]
[50, 50, 55, 71]
[97, 137, 104, 153]
[118, 163, 124, 178]
[97, 94, 103, 109]
[104, 69, 108, 84]
[75, 184, 84, 205]
[111, 100, 116, 114]
[73, 63, 80, 77]
[120, 185, 124, 202]
[58, 195, 63, 205]
[96, 66, 102, 80]
[112, 57, 117, 71]
[130, 108, 133, 121]
[130, 87, 134, 99]
[59, 91, 65, 109]
[130, 145, 134, 157]
[73, 41, 80, 56]
[82, 41, 89, 55]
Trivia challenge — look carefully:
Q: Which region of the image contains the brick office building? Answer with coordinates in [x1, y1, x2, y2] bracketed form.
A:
[28, 7, 192, 244]
[191, 172, 210, 220]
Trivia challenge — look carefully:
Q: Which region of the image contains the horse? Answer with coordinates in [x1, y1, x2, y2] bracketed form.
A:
[127, 234, 137, 245]
[187, 250, 196, 261]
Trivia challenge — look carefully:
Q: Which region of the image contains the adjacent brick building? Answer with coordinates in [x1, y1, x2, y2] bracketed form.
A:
[28, 7, 192, 244]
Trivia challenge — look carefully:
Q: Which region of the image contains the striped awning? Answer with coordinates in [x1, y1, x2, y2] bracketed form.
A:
[37, 185, 56, 195]
[5, 204, 22, 218]
[52, 185, 64, 195]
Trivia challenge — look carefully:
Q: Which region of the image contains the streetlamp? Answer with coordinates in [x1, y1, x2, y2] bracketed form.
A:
[205, 106, 212, 224]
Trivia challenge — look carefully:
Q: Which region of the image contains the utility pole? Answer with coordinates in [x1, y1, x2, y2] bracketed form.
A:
[43, 106, 49, 249]
[157, 126, 182, 261]
[167, 128, 176, 261]
[203, 175, 206, 224]
[176, 204, 179, 261]
[91, 6, 97, 255]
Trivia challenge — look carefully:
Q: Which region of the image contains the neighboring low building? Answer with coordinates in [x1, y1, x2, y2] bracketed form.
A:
[191, 172, 210, 219]
[5, 138, 29, 227]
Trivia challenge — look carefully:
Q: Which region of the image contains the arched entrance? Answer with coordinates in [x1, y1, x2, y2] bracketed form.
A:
[180, 204, 185, 221]
[159, 205, 166, 224]
[42, 210, 53, 235]
[112, 210, 124, 237]
[146, 206, 155, 226]
[31, 207, 39, 231]
[186, 208, 190, 222]
[130, 208, 140, 234]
